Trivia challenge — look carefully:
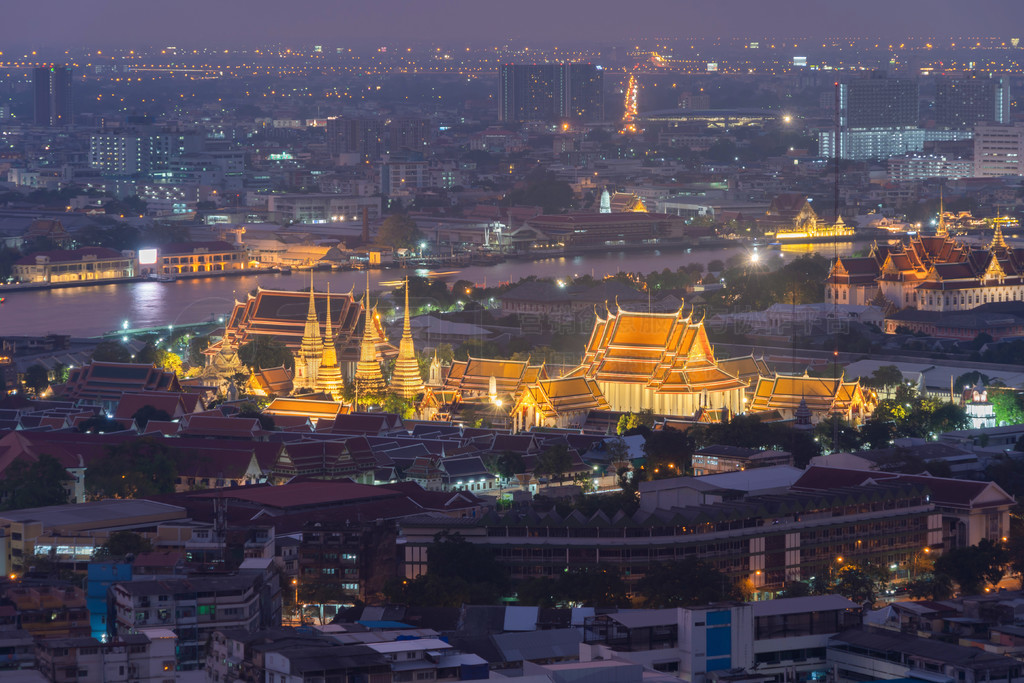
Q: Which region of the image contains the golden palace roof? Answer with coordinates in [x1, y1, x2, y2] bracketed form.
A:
[574, 303, 745, 395]
[748, 373, 869, 415]
[444, 357, 548, 396]
[513, 376, 610, 419]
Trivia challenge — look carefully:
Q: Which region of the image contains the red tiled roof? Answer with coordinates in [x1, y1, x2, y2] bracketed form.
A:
[791, 466, 1013, 508]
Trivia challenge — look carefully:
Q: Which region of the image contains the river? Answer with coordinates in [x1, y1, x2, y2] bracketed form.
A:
[0, 240, 872, 337]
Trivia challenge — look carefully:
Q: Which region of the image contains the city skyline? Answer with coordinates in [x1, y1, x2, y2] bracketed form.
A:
[4, 0, 1024, 48]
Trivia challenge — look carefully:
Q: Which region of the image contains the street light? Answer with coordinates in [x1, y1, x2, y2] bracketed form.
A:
[291, 578, 299, 622]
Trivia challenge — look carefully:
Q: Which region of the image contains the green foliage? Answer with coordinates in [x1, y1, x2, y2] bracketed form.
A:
[236, 402, 276, 431]
[834, 563, 889, 604]
[22, 364, 50, 394]
[990, 389, 1024, 426]
[91, 340, 132, 363]
[636, 559, 742, 607]
[707, 254, 831, 311]
[690, 414, 821, 468]
[507, 170, 574, 213]
[93, 531, 153, 560]
[381, 393, 416, 419]
[934, 539, 1008, 595]
[383, 531, 510, 606]
[640, 427, 695, 479]
[489, 451, 526, 480]
[131, 405, 172, 430]
[860, 365, 905, 391]
[535, 443, 573, 483]
[376, 214, 423, 250]
[136, 343, 182, 374]
[0, 455, 71, 510]
[78, 415, 128, 433]
[515, 566, 632, 608]
[86, 438, 180, 499]
[866, 383, 969, 439]
[238, 335, 294, 371]
[617, 409, 655, 435]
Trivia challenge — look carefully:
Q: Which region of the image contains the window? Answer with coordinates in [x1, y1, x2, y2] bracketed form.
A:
[198, 605, 216, 616]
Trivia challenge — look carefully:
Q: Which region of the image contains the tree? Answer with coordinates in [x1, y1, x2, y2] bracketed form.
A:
[236, 402, 276, 431]
[636, 559, 741, 607]
[131, 405, 172, 430]
[136, 343, 182, 375]
[641, 427, 695, 479]
[862, 365, 905, 392]
[834, 565, 885, 604]
[78, 415, 127, 433]
[381, 393, 415, 419]
[0, 455, 72, 510]
[375, 214, 423, 250]
[385, 531, 510, 606]
[536, 443, 573, 483]
[617, 409, 655, 435]
[93, 531, 153, 559]
[91, 340, 133, 363]
[238, 335, 294, 371]
[492, 451, 526, 481]
[990, 389, 1024, 426]
[934, 539, 1008, 595]
[22, 364, 50, 394]
[86, 438, 180, 499]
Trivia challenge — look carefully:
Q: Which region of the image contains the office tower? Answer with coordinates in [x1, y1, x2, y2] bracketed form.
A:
[935, 72, 1010, 129]
[974, 123, 1024, 177]
[499, 63, 604, 123]
[33, 66, 72, 127]
[839, 71, 919, 129]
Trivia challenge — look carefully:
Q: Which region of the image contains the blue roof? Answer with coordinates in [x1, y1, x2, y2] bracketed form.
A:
[358, 620, 414, 629]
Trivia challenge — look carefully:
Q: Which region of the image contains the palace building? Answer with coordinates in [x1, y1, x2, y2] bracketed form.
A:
[760, 194, 855, 240]
[826, 226, 1024, 314]
[566, 303, 747, 416]
[510, 375, 609, 430]
[748, 373, 873, 424]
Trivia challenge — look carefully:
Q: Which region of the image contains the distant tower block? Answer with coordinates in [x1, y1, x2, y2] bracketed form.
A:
[362, 207, 370, 244]
[316, 284, 345, 399]
[391, 278, 424, 399]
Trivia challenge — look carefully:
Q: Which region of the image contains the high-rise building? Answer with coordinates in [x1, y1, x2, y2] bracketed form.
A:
[974, 122, 1024, 177]
[935, 72, 1010, 129]
[499, 63, 604, 123]
[33, 66, 72, 127]
[326, 117, 385, 162]
[839, 71, 919, 129]
[565, 63, 604, 122]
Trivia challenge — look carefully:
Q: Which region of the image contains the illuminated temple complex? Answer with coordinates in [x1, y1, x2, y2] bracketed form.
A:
[761, 193, 855, 240]
[565, 303, 747, 416]
[826, 226, 1024, 312]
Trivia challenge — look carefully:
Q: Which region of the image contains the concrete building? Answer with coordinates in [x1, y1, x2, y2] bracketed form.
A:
[265, 194, 381, 224]
[34, 630, 178, 683]
[935, 72, 1010, 129]
[11, 247, 136, 284]
[110, 570, 281, 670]
[33, 67, 72, 127]
[974, 123, 1024, 177]
[887, 153, 974, 182]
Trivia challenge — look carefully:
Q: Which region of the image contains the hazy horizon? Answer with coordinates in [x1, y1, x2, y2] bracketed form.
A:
[3, 0, 1024, 50]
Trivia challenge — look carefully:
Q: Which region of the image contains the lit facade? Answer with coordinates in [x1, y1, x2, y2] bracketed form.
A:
[12, 247, 136, 284]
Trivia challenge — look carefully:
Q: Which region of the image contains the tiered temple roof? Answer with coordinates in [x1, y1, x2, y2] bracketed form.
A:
[570, 303, 745, 396]
[444, 357, 547, 400]
[748, 373, 871, 422]
[391, 279, 425, 400]
[217, 286, 363, 359]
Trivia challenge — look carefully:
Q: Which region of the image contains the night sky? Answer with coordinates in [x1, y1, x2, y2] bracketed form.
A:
[3, 0, 1024, 47]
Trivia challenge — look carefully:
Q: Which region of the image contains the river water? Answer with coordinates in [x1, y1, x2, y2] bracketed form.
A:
[0, 240, 871, 337]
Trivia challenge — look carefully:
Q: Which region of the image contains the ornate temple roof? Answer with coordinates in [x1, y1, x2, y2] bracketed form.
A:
[573, 303, 745, 395]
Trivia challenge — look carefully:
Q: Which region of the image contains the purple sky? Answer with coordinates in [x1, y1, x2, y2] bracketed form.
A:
[4, 0, 1024, 48]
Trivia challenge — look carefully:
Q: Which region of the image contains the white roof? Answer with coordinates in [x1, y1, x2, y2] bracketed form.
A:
[696, 465, 805, 492]
[367, 638, 451, 654]
[504, 605, 539, 632]
[750, 594, 857, 617]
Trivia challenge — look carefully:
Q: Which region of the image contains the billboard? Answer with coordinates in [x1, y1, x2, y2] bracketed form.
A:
[138, 248, 158, 265]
